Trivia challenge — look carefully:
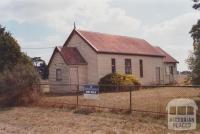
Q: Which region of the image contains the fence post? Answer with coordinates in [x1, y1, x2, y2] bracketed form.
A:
[38, 82, 41, 93]
[76, 84, 79, 109]
[129, 85, 132, 113]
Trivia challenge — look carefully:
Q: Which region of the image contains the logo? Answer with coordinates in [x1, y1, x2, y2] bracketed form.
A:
[166, 98, 198, 130]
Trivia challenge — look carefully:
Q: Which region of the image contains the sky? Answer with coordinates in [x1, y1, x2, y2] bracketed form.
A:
[0, 0, 199, 71]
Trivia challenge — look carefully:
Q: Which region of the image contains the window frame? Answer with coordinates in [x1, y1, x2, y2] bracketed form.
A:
[56, 69, 62, 81]
[170, 66, 174, 75]
[166, 66, 170, 75]
[125, 59, 132, 74]
[111, 58, 116, 73]
[139, 59, 143, 78]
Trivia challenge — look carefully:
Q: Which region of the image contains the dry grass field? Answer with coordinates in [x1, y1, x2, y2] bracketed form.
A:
[0, 107, 199, 134]
[39, 87, 200, 114]
[0, 87, 199, 134]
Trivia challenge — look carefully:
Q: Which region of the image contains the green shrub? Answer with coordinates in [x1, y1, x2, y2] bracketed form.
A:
[98, 73, 140, 91]
[0, 63, 40, 107]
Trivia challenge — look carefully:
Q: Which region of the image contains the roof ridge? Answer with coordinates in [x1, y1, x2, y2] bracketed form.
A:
[72, 29, 165, 57]
[76, 29, 144, 41]
[154, 47, 178, 63]
[75, 29, 99, 51]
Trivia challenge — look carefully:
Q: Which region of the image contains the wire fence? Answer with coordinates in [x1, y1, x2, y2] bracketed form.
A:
[36, 84, 200, 119]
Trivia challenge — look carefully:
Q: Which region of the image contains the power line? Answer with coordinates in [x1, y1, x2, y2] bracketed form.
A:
[21, 47, 55, 50]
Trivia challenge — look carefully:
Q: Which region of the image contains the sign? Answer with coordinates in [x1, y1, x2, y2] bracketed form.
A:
[84, 85, 99, 99]
[166, 98, 198, 130]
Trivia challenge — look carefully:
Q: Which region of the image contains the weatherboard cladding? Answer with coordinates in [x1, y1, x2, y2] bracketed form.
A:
[59, 29, 179, 64]
[48, 28, 178, 87]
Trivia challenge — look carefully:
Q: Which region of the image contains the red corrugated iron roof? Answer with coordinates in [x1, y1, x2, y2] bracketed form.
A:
[154, 47, 178, 63]
[75, 29, 165, 57]
[57, 46, 87, 65]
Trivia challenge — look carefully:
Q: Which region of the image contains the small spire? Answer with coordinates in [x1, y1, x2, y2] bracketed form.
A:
[74, 21, 76, 29]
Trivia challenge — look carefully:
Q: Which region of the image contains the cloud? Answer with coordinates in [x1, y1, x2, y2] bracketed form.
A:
[143, 12, 200, 43]
[141, 12, 200, 71]
[83, 8, 141, 35]
[18, 35, 61, 63]
[0, 0, 198, 71]
[0, 0, 142, 63]
[0, 0, 141, 34]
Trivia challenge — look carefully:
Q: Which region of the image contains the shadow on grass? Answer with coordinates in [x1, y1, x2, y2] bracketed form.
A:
[73, 107, 96, 115]
[0, 96, 14, 111]
[0, 107, 14, 112]
[44, 92, 83, 97]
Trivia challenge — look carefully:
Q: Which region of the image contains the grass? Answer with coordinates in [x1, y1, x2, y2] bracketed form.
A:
[39, 87, 200, 114]
[1, 87, 199, 133]
[0, 107, 199, 134]
[37, 87, 200, 131]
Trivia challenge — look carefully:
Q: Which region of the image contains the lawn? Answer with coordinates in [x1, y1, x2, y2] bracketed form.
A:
[0, 107, 199, 134]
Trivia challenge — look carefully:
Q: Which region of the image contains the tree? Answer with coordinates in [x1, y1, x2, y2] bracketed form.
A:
[32, 57, 49, 79]
[0, 25, 22, 71]
[187, 0, 200, 84]
[0, 25, 40, 106]
[32, 57, 44, 67]
[193, 0, 200, 9]
[38, 62, 49, 79]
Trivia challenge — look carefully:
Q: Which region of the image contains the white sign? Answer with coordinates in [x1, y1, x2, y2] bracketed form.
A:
[166, 98, 198, 130]
[84, 85, 99, 99]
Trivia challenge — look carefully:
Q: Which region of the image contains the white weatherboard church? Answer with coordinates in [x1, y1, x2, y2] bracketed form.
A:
[48, 28, 178, 93]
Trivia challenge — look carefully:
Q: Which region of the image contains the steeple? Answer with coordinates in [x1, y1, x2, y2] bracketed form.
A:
[74, 22, 76, 29]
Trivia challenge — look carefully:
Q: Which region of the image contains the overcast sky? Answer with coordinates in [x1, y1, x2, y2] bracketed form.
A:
[0, 0, 199, 71]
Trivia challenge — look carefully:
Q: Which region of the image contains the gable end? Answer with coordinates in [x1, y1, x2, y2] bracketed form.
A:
[48, 47, 66, 68]
[63, 29, 98, 53]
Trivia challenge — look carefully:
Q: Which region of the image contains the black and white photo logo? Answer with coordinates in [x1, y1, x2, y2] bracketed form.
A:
[166, 98, 198, 130]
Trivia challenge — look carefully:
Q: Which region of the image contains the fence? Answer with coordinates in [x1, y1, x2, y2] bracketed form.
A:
[37, 84, 200, 119]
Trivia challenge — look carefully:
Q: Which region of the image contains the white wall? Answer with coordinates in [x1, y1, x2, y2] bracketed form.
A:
[49, 52, 70, 92]
[65, 32, 98, 84]
[97, 54, 165, 85]
[164, 63, 178, 84]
